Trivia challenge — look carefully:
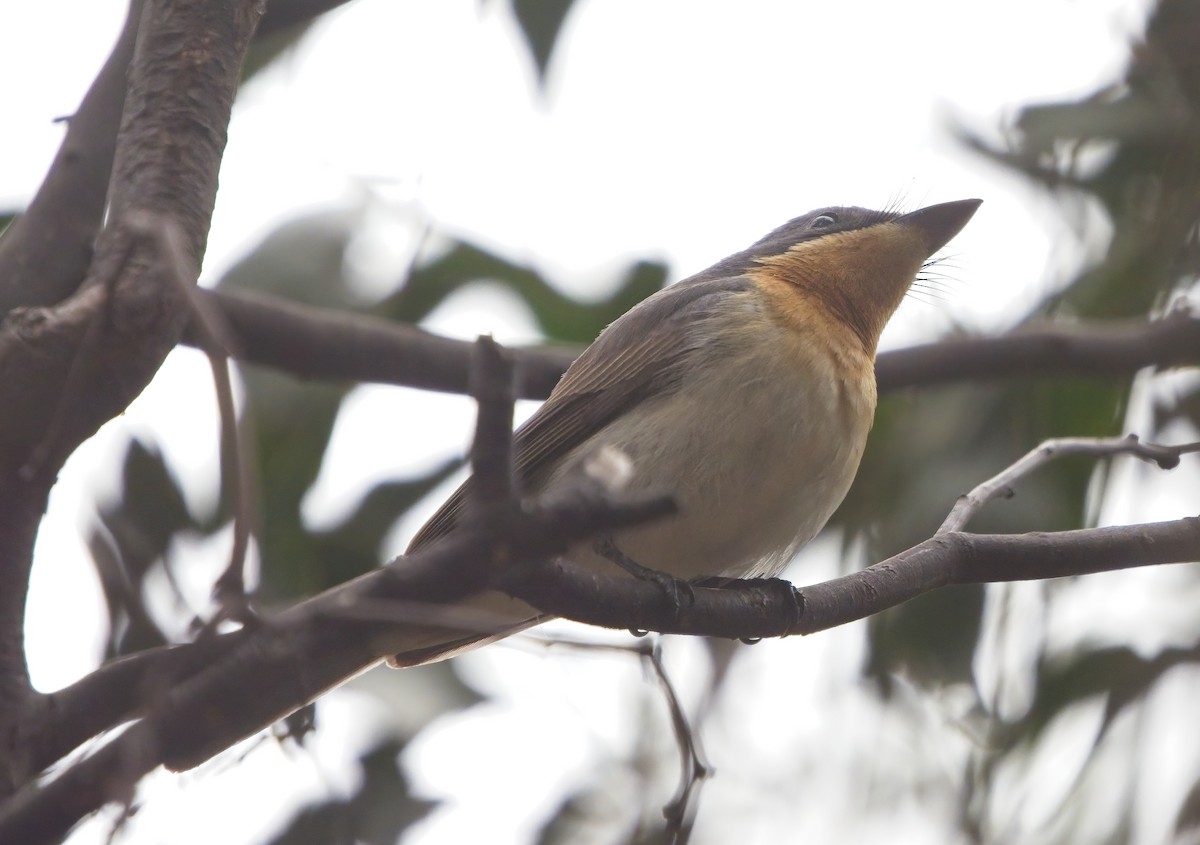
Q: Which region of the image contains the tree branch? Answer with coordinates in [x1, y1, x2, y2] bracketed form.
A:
[0, 0, 265, 797]
[873, 310, 1200, 390]
[502, 517, 1200, 640]
[940, 434, 1200, 533]
[188, 289, 1200, 400]
[0, 0, 365, 320]
[0, 0, 143, 316]
[193, 288, 576, 398]
[24, 634, 251, 779]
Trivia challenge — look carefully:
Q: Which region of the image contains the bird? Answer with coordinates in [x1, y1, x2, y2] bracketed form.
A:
[388, 198, 982, 667]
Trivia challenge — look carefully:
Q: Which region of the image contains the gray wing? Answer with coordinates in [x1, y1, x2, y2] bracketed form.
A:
[406, 273, 751, 552]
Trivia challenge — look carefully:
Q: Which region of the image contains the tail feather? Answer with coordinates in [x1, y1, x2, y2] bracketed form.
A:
[384, 588, 542, 668]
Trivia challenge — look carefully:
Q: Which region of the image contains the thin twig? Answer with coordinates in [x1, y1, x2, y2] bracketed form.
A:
[646, 644, 710, 845]
[125, 214, 259, 623]
[939, 434, 1200, 534]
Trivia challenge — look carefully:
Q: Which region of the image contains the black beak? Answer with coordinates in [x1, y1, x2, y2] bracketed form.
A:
[898, 199, 983, 256]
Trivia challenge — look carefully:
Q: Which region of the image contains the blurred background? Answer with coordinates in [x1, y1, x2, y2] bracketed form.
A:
[6, 0, 1200, 842]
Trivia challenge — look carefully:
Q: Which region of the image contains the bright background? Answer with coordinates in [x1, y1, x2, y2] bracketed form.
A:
[7, 1, 1187, 843]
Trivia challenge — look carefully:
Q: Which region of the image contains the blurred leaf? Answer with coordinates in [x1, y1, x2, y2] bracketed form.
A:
[380, 240, 666, 342]
[966, 0, 1200, 325]
[865, 586, 985, 692]
[251, 421, 461, 601]
[263, 739, 434, 845]
[535, 760, 639, 845]
[88, 439, 198, 654]
[241, 376, 347, 601]
[351, 740, 436, 845]
[263, 802, 354, 845]
[1152, 372, 1200, 432]
[311, 460, 463, 588]
[996, 645, 1200, 750]
[242, 22, 311, 82]
[510, 0, 577, 84]
[218, 205, 365, 308]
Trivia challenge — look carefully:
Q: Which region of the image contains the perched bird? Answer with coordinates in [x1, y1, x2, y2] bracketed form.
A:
[389, 199, 981, 667]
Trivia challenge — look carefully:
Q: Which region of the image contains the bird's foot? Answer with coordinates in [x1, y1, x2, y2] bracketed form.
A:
[593, 535, 695, 611]
[692, 575, 803, 636]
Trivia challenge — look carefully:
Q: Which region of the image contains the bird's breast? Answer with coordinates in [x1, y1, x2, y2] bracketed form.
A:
[558, 299, 877, 581]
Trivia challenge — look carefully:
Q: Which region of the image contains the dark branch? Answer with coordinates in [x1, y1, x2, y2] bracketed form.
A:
[23, 633, 251, 778]
[192, 288, 575, 398]
[504, 518, 1200, 640]
[188, 289, 1200, 400]
[0, 0, 142, 316]
[0, 0, 362, 319]
[0, 0, 265, 800]
[468, 337, 517, 512]
[0, 0, 143, 316]
[6, 417, 1197, 842]
[874, 311, 1200, 391]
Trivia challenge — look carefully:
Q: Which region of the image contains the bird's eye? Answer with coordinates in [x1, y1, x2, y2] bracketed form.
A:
[811, 214, 837, 229]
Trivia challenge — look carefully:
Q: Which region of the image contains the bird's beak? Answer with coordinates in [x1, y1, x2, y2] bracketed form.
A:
[897, 199, 983, 256]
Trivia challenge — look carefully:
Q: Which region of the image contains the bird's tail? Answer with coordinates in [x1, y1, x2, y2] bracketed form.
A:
[385, 589, 542, 668]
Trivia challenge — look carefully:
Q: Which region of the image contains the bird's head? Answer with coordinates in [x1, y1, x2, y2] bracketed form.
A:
[743, 199, 982, 356]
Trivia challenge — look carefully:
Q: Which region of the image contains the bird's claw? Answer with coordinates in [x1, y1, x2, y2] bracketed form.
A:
[593, 535, 695, 616]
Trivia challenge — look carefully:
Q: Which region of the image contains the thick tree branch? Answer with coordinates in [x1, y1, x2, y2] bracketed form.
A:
[0, 0, 143, 316]
[505, 517, 1200, 640]
[188, 289, 1200, 400]
[193, 288, 575, 398]
[0, 0, 265, 797]
[24, 634, 251, 779]
[0, 0, 361, 320]
[0, 1, 266, 481]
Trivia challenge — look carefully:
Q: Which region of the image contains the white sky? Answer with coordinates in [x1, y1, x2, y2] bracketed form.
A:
[9, 1, 1195, 844]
